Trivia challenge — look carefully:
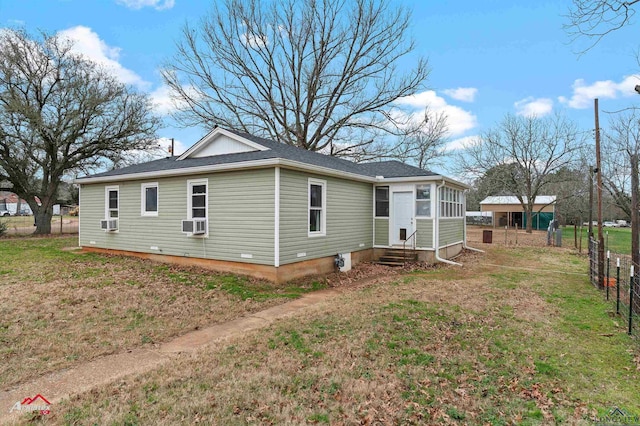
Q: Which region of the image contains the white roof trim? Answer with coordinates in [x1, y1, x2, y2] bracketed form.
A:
[177, 127, 269, 160]
[375, 175, 470, 189]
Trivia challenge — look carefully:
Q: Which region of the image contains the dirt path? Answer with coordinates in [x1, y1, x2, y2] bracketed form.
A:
[0, 288, 342, 425]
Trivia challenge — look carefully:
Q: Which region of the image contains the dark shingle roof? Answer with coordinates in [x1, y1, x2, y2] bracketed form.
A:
[79, 128, 438, 181]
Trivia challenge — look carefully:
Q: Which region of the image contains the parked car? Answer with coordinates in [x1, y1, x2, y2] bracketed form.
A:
[603, 221, 619, 227]
[616, 220, 629, 227]
[0, 209, 11, 217]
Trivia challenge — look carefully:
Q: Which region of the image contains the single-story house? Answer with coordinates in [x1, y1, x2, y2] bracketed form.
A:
[479, 195, 556, 230]
[75, 127, 470, 282]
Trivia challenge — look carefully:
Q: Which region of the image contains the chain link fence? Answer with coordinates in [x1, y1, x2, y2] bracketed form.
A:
[589, 238, 640, 337]
[0, 215, 78, 236]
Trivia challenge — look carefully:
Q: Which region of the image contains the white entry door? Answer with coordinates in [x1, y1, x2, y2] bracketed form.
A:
[392, 191, 413, 245]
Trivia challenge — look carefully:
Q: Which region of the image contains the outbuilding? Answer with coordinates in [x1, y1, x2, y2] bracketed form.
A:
[479, 195, 556, 230]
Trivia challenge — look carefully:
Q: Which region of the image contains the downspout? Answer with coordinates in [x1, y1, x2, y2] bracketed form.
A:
[463, 189, 484, 253]
[435, 179, 463, 266]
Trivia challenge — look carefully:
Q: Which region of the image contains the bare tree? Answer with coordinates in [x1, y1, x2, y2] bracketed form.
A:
[162, 0, 429, 156]
[565, 0, 640, 52]
[0, 29, 160, 234]
[600, 110, 640, 218]
[458, 114, 583, 233]
[393, 107, 449, 169]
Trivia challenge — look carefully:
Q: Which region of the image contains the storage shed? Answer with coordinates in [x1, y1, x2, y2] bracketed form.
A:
[479, 196, 556, 230]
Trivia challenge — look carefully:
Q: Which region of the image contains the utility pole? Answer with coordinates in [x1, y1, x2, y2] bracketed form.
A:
[595, 98, 605, 289]
[632, 154, 639, 271]
[588, 166, 594, 239]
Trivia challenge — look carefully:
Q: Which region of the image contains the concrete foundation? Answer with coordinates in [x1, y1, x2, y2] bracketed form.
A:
[81, 246, 374, 283]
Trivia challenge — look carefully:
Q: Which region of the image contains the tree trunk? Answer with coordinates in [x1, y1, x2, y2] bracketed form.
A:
[33, 208, 53, 235]
[525, 206, 533, 233]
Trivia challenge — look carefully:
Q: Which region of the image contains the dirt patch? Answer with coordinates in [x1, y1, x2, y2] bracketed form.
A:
[467, 225, 549, 247]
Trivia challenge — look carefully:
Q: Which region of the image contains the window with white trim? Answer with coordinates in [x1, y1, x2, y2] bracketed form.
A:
[188, 179, 208, 220]
[105, 186, 119, 219]
[308, 179, 326, 236]
[375, 186, 389, 217]
[141, 182, 158, 216]
[415, 184, 431, 217]
[439, 187, 463, 218]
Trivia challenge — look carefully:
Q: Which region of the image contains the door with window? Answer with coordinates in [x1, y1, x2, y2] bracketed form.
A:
[392, 191, 413, 245]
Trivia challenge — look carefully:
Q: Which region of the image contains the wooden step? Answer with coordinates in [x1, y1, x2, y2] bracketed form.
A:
[376, 260, 405, 267]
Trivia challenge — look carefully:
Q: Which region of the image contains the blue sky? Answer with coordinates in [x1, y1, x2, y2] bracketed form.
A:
[1, 0, 639, 176]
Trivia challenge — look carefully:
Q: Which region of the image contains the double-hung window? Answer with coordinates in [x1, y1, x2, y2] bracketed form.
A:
[141, 183, 158, 216]
[308, 178, 326, 236]
[375, 186, 389, 217]
[105, 186, 119, 219]
[188, 180, 208, 220]
[415, 184, 431, 217]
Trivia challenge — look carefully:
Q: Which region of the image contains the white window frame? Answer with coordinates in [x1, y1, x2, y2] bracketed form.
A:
[141, 182, 159, 217]
[374, 185, 390, 218]
[308, 178, 326, 237]
[187, 179, 209, 236]
[105, 185, 119, 220]
[415, 184, 432, 218]
[439, 187, 464, 218]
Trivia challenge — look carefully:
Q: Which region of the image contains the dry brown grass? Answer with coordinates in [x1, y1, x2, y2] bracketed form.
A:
[23, 244, 640, 425]
[0, 237, 330, 388]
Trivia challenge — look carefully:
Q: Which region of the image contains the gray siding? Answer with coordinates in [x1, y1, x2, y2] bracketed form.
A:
[438, 218, 463, 247]
[416, 219, 433, 248]
[79, 168, 275, 265]
[374, 218, 389, 246]
[279, 169, 373, 265]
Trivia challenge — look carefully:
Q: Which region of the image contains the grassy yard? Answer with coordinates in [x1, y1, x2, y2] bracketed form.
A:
[21, 245, 640, 425]
[0, 237, 325, 388]
[562, 225, 632, 255]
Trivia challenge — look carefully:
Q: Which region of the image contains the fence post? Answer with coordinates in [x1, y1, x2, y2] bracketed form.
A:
[616, 258, 621, 315]
[60, 215, 63, 234]
[606, 251, 610, 301]
[629, 265, 634, 336]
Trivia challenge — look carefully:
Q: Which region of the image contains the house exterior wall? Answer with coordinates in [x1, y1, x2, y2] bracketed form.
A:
[79, 168, 275, 265]
[374, 218, 389, 246]
[279, 169, 373, 265]
[416, 219, 434, 248]
[438, 218, 464, 247]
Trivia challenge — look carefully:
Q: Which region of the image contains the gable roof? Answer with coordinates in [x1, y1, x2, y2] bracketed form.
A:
[480, 195, 556, 205]
[75, 127, 465, 186]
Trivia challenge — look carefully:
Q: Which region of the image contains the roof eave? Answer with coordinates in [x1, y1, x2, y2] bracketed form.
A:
[74, 158, 378, 184]
[376, 175, 470, 188]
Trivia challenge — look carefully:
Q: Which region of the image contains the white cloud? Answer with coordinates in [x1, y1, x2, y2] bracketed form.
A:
[241, 33, 268, 48]
[115, 0, 175, 10]
[149, 85, 175, 115]
[558, 75, 640, 109]
[443, 87, 477, 102]
[444, 135, 480, 152]
[394, 90, 478, 137]
[514, 97, 554, 117]
[57, 26, 150, 89]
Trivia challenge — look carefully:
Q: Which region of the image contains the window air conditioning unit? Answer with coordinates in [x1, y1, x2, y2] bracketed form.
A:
[182, 218, 207, 235]
[100, 219, 118, 231]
